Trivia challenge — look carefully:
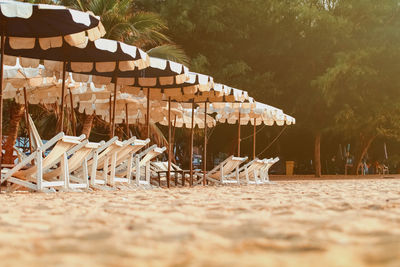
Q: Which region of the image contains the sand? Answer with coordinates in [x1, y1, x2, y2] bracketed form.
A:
[0, 179, 399, 267]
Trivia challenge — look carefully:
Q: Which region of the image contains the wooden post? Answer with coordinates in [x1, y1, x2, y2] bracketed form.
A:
[125, 103, 129, 138]
[167, 97, 171, 188]
[109, 95, 112, 136]
[146, 88, 150, 139]
[172, 114, 177, 150]
[237, 110, 241, 157]
[253, 118, 256, 159]
[172, 114, 177, 186]
[111, 63, 119, 138]
[23, 87, 33, 154]
[189, 99, 195, 186]
[59, 61, 67, 133]
[203, 102, 207, 186]
[69, 89, 76, 136]
[0, 31, 4, 171]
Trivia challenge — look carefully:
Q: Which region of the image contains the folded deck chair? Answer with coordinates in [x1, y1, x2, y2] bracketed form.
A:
[236, 158, 265, 184]
[195, 155, 248, 185]
[150, 161, 187, 185]
[1, 132, 85, 191]
[42, 140, 104, 190]
[132, 145, 166, 186]
[110, 138, 150, 186]
[260, 157, 279, 183]
[86, 136, 119, 187]
[88, 136, 147, 187]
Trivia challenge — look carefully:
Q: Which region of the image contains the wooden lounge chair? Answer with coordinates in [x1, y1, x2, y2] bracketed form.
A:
[236, 158, 265, 184]
[132, 145, 166, 186]
[86, 136, 120, 187]
[195, 155, 248, 185]
[1, 132, 85, 192]
[42, 140, 104, 190]
[150, 161, 190, 186]
[110, 138, 150, 186]
[260, 157, 279, 183]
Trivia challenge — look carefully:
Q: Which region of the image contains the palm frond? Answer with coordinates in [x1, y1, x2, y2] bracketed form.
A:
[147, 44, 190, 65]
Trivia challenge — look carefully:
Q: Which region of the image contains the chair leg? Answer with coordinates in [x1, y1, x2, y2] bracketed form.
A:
[90, 152, 99, 186]
[110, 152, 117, 186]
[103, 157, 109, 185]
[60, 152, 69, 189]
[135, 156, 140, 186]
[127, 154, 133, 184]
[36, 148, 43, 191]
[82, 158, 89, 189]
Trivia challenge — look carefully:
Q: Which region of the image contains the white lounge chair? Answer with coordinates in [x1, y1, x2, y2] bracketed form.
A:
[150, 161, 189, 186]
[86, 136, 119, 187]
[260, 157, 279, 183]
[1, 132, 85, 192]
[26, 114, 99, 191]
[236, 158, 265, 184]
[42, 140, 104, 190]
[110, 138, 150, 186]
[133, 145, 166, 186]
[195, 155, 248, 185]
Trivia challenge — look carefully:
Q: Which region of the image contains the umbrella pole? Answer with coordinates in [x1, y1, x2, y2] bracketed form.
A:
[109, 95, 112, 136]
[167, 97, 171, 188]
[23, 87, 33, 154]
[146, 88, 150, 139]
[0, 31, 4, 184]
[69, 89, 76, 136]
[253, 118, 256, 159]
[59, 61, 66, 133]
[237, 110, 241, 157]
[111, 62, 119, 138]
[172, 114, 178, 186]
[111, 80, 118, 138]
[125, 103, 129, 138]
[203, 102, 207, 186]
[189, 99, 194, 187]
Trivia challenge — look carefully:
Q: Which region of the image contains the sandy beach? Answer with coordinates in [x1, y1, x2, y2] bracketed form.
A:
[0, 179, 399, 267]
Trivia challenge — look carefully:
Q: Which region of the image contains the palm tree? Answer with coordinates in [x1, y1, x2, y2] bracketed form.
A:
[60, 0, 189, 64]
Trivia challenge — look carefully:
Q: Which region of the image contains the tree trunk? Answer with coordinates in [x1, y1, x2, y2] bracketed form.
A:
[314, 131, 321, 178]
[3, 103, 25, 164]
[351, 134, 376, 175]
[81, 114, 94, 139]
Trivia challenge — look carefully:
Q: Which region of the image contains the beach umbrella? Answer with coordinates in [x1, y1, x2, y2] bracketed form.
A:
[129, 74, 251, 187]
[190, 85, 251, 185]
[4, 37, 150, 136]
[74, 56, 188, 138]
[212, 101, 295, 159]
[119, 71, 212, 186]
[0, 0, 105, 166]
[3, 60, 59, 152]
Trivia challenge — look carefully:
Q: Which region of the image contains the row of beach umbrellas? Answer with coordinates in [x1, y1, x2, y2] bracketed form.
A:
[0, 1, 295, 187]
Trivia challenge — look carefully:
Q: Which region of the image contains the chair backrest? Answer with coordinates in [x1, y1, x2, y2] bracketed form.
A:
[216, 156, 247, 175]
[140, 147, 166, 165]
[28, 114, 43, 150]
[116, 138, 150, 166]
[246, 159, 265, 173]
[14, 134, 84, 179]
[151, 161, 168, 171]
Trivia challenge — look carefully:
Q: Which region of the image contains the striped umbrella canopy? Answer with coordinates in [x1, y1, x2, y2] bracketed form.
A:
[4, 37, 150, 135]
[159, 108, 216, 129]
[0, 0, 105, 165]
[206, 100, 295, 159]
[125, 73, 250, 187]
[0, 1, 105, 49]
